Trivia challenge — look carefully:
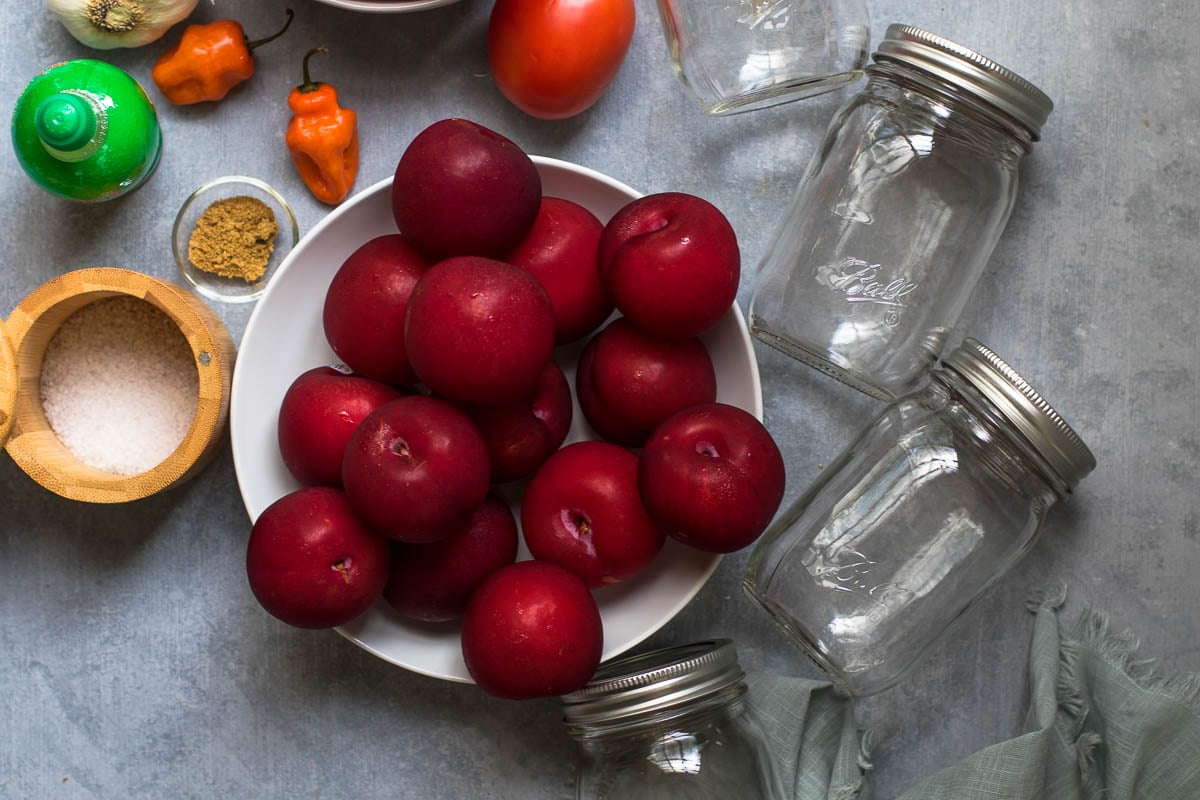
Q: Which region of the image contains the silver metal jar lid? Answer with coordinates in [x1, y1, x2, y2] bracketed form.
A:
[942, 338, 1096, 491]
[872, 24, 1053, 141]
[561, 640, 743, 733]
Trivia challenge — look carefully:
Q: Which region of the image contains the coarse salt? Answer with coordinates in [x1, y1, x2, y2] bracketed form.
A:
[40, 296, 199, 476]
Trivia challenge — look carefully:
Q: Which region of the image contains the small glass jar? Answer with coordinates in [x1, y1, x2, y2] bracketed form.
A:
[743, 339, 1095, 697]
[655, 0, 870, 115]
[749, 25, 1053, 399]
[562, 640, 784, 800]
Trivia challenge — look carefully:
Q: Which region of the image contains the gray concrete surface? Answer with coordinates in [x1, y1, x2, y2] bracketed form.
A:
[1, 1, 1196, 797]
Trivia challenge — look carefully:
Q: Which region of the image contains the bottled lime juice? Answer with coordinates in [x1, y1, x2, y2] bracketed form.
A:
[12, 59, 162, 202]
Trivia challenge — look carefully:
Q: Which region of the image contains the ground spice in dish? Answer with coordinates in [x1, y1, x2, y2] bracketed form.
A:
[40, 296, 199, 476]
[187, 195, 279, 282]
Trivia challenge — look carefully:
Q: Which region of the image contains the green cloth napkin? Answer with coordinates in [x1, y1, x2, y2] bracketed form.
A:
[747, 671, 870, 799]
[747, 586, 1200, 800]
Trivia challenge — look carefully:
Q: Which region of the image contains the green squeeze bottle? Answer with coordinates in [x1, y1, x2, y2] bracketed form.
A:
[11, 59, 163, 202]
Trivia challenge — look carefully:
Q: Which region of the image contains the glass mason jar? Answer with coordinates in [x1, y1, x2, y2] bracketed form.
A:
[749, 25, 1053, 399]
[743, 339, 1095, 697]
[655, 0, 870, 115]
[562, 640, 785, 800]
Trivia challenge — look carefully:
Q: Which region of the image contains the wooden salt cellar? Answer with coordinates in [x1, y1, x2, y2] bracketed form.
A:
[1, 267, 236, 503]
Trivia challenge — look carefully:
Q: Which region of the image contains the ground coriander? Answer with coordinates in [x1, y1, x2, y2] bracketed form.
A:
[188, 195, 279, 282]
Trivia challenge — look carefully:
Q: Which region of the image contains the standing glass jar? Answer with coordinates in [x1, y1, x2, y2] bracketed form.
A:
[562, 640, 784, 800]
[743, 339, 1095, 697]
[749, 25, 1053, 399]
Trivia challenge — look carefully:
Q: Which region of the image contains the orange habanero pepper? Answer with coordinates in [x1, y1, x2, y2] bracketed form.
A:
[286, 47, 359, 206]
[151, 9, 294, 105]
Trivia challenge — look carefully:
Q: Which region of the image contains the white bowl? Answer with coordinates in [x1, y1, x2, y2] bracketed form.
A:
[311, 0, 462, 12]
[231, 156, 763, 683]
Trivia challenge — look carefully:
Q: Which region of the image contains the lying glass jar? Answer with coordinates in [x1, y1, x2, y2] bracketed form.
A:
[655, 0, 870, 115]
[562, 640, 784, 800]
[749, 25, 1054, 399]
[743, 339, 1095, 697]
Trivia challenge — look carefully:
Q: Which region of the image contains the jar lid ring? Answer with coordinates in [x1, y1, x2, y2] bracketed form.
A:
[873, 24, 1053, 141]
[942, 338, 1096, 491]
[561, 640, 745, 732]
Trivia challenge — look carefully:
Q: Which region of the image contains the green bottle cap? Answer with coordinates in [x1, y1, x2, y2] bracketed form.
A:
[34, 92, 97, 153]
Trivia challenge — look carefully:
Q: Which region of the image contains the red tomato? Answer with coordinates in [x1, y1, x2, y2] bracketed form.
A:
[488, 0, 636, 120]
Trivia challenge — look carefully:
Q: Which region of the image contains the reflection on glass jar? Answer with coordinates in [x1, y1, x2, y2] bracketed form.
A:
[749, 25, 1053, 399]
[563, 640, 785, 800]
[655, 0, 869, 115]
[744, 339, 1095, 696]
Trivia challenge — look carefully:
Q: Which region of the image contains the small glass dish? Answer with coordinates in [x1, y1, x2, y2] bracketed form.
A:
[172, 176, 299, 304]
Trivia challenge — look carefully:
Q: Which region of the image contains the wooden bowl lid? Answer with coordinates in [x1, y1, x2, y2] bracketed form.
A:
[0, 319, 16, 448]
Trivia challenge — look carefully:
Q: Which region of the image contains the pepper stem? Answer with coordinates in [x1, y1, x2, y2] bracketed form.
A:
[246, 8, 295, 50]
[298, 46, 330, 94]
[85, 0, 146, 33]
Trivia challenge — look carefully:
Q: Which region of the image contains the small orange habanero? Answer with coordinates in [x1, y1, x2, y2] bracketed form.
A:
[151, 9, 294, 105]
[285, 47, 359, 206]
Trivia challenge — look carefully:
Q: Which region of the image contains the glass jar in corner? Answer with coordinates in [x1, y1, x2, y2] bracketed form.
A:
[562, 640, 785, 800]
[749, 24, 1053, 400]
[743, 339, 1095, 697]
[655, 0, 870, 115]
